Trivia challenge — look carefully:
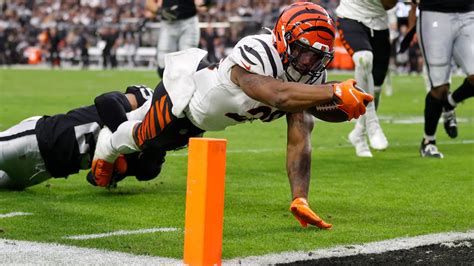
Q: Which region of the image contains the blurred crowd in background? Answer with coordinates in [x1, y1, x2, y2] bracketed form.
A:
[0, 0, 421, 74]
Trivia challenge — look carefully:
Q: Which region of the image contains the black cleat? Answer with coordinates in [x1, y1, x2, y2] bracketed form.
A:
[420, 139, 444, 159]
[442, 109, 458, 138]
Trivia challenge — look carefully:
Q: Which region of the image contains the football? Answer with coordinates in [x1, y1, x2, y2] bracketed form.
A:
[307, 82, 369, 123]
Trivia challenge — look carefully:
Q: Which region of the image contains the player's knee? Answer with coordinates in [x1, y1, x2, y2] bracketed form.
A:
[430, 84, 450, 100]
[353, 51, 373, 71]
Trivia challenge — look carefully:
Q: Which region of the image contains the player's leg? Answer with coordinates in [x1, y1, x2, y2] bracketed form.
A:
[338, 18, 377, 156]
[444, 11, 474, 137]
[338, 18, 372, 157]
[371, 29, 391, 110]
[348, 116, 371, 157]
[178, 15, 200, 51]
[91, 82, 205, 187]
[363, 29, 390, 151]
[417, 11, 454, 158]
[0, 117, 51, 190]
[157, 21, 180, 78]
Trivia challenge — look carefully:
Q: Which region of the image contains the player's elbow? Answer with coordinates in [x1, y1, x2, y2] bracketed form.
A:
[95, 92, 132, 113]
[273, 88, 302, 113]
[273, 93, 293, 112]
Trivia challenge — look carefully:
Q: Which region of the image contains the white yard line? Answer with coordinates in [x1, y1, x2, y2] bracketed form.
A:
[0, 212, 32, 219]
[1, 230, 472, 264]
[63, 227, 179, 240]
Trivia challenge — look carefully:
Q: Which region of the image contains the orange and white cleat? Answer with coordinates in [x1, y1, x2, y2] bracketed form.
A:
[90, 159, 114, 187]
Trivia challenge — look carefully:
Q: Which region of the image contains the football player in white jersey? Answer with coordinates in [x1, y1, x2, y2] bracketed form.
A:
[89, 3, 373, 229]
[336, 0, 397, 157]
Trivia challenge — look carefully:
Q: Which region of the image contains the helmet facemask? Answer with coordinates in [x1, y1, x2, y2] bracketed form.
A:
[285, 40, 334, 84]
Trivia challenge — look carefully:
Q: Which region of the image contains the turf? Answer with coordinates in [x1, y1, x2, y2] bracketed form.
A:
[0, 69, 473, 259]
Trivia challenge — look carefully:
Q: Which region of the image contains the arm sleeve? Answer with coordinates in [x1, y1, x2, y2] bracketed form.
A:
[94, 91, 131, 132]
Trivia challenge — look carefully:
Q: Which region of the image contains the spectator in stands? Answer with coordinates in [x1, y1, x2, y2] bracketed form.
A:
[0, 26, 7, 65]
[77, 27, 90, 69]
[99, 25, 119, 69]
[47, 27, 62, 67]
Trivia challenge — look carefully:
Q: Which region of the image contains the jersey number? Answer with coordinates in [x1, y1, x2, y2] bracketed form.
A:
[74, 122, 100, 154]
[226, 106, 286, 122]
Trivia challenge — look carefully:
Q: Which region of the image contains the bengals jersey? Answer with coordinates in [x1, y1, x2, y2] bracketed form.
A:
[35, 86, 152, 178]
[336, 0, 389, 30]
[181, 34, 326, 131]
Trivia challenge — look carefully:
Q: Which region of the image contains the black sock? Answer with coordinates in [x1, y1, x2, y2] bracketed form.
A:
[452, 78, 474, 103]
[424, 92, 443, 136]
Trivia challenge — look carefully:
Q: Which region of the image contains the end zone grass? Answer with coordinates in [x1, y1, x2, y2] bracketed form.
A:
[0, 69, 473, 259]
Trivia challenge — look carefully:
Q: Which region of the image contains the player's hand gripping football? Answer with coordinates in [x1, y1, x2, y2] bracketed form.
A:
[290, 197, 332, 229]
[332, 79, 373, 120]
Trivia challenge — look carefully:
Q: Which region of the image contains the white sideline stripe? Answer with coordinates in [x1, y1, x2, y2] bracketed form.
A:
[167, 139, 474, 157]
[224, 230, 474, 265]
[0, 212, 32, 219]
[0, 238, 182, 265]
[0, 231, 472, 264]
[63, 227, 178, 240]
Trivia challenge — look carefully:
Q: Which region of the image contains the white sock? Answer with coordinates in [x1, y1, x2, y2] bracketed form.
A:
[93, 127, 119, 163]
[353, 115, 366, 133]
[447, 94, 457, 107]
[424, 134, 436, 142]
[353, 51, 375, 96]
[111, 120, 142, 154]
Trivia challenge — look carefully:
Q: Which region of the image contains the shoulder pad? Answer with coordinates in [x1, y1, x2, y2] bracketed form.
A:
[230, 35, 283, 78]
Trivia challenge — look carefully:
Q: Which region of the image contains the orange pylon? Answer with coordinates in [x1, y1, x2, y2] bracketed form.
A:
[183, 138, 227, 266]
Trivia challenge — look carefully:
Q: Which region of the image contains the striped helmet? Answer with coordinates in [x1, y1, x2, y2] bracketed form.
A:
[273, 2, 336, 83]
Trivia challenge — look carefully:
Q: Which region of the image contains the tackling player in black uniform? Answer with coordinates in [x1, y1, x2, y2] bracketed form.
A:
[0, 85, 164, 190]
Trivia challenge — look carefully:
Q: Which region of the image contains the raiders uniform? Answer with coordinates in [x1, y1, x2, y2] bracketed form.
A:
[134, 34, 327, 151]
[156, 0, 200, 77]
[0, 86, 152, 189]
[416, 0, 474, 88]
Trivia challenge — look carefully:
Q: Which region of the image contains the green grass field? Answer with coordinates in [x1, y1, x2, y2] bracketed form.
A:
[0, 69, 473, 259]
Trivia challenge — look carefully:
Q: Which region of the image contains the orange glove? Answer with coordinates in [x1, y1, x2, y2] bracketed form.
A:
[332, 79, 374, 121]
[290, 197, 332, 229]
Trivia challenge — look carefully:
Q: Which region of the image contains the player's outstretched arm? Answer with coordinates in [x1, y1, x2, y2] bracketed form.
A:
[286, 112, 332, 229]
[231, 65, 334, 112]
[231, 66, 372, 117]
